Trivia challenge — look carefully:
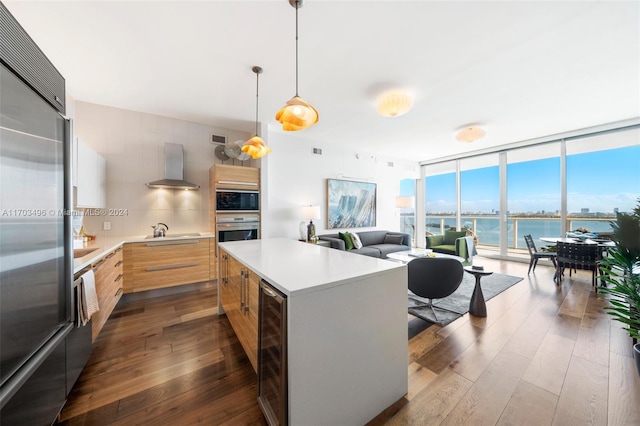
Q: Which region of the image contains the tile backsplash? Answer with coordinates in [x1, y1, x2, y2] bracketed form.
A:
[73, 101, 253, 238]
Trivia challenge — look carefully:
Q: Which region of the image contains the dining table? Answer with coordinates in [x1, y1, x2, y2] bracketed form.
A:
[539, 237, 615, 285]
[539, 236, 615, 247]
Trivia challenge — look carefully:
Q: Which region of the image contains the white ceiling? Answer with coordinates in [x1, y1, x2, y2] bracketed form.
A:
[4, 0, 639, 162]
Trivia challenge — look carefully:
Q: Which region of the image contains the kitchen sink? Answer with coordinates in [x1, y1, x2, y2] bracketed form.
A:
[73, 247, 99, 258]
[144, 233, 202, 239]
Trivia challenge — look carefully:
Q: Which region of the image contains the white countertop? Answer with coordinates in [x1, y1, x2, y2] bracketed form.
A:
[218, 238, 405, 297]
[73, 233, 214, 273]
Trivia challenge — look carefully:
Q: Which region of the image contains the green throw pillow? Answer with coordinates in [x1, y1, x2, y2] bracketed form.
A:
[339, 232, 354, 250]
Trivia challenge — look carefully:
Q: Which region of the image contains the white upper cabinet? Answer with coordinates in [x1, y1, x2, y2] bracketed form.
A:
[75, 137, 106, 208]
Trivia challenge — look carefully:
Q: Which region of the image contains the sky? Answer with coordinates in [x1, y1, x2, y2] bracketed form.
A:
[401, 145, 640, 214]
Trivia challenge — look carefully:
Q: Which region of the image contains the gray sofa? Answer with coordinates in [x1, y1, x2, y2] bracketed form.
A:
[318, 230, 411, 258]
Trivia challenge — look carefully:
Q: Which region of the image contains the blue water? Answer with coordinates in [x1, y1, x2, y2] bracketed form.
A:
[408, 216, 616, 249]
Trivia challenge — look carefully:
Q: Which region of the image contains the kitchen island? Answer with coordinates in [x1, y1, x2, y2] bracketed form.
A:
[218, 238, 408, 426]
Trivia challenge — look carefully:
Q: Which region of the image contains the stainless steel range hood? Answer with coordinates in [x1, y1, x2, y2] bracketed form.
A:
[145, 143, 200, 190]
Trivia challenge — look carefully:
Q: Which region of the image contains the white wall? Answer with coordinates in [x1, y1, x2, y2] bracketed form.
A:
[262, 132, 419, 240]
[73, 101, 253, 237]
[71, 101, 419, 240]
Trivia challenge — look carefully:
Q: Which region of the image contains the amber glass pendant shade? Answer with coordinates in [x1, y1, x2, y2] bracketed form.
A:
[242, 65, 271, 159]
[242, 136, 271, 159]
[275, 96, 319, 131]
[276, 0, 318, 131]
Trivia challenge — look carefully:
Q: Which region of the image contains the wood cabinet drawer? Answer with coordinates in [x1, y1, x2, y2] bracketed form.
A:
[91, 246, 124, 341]
[131, 239, 210, 292]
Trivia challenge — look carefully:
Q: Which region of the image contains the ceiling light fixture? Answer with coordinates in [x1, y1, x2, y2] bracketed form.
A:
[242, 66, 271, 159]
[376, 91, 413, 117]
[455, 126, 486, 143]
[275, 0, 319, 131]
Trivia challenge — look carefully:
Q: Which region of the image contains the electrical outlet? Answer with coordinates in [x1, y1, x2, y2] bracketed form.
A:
[103, 221, 111, 230]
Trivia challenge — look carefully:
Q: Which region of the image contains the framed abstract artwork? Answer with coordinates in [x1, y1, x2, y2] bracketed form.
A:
[326, 179, 376, 228]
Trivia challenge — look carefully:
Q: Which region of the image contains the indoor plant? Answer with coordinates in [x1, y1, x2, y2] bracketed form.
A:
[598, 198, 640, 376]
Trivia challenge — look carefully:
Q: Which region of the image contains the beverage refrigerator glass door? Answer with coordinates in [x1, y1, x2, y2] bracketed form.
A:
[216, 190, 259, 212]
[257, 280, 287, 426]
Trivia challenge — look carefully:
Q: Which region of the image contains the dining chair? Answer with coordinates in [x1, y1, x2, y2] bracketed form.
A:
[524, 234, 557, 274]
[555, 241, 600, 289]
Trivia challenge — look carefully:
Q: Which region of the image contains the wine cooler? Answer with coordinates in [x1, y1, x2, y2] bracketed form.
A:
[257, 279, 288, 425]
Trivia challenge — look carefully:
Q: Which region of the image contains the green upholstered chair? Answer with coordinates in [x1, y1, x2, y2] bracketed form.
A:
[425, 230, 470, 261]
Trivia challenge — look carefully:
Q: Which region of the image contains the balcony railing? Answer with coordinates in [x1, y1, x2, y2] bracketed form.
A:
[401, 214, 616, 250]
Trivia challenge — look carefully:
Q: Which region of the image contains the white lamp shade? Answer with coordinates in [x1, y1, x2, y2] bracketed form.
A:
[302, 205, 321, 220]
[456, 126, 486, 143]
[395, 196, 415, 208]
[376, 91, 413, 117]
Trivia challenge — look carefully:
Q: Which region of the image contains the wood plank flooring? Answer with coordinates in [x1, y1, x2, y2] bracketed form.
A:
[57, 258, 640, 425]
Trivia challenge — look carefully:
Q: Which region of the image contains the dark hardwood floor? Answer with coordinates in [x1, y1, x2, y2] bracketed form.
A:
[58, 257, 640, 425]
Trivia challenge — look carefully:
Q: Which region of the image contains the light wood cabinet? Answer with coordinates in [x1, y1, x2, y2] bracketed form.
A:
[212, 164, 260, 190]
[129, 239, 210, 292]
[122, 243, 134, 293]
[218, 248, 258, 371]
[91, 246, 123, 341]
[209, 240, 218, 281]
[209, 163, 261, 234]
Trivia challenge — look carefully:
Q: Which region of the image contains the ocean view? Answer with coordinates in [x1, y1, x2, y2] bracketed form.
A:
[400, 216, 617, 249]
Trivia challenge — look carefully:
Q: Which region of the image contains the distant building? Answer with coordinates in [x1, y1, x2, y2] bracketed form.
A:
[581, 208, 589, 214]
[614, 207, 619, 214]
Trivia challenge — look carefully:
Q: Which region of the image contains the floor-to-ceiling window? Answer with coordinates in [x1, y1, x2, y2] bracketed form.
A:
[398, 178, 416, 243]
[506, 143, 561, 250]
[460, 154, 500, 247]
[418, 124, 639, 258]
[424, 161, 457, 235]
[566, 128, 640, 234]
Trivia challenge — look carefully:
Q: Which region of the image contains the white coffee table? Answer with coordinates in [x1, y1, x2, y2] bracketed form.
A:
[387, 248, 464, 263]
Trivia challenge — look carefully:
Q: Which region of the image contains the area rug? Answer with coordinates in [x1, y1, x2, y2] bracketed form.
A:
[408, 272, 523, 328]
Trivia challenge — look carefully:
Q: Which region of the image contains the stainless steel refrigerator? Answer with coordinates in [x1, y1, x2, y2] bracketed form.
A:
[0, 3, 74, 424]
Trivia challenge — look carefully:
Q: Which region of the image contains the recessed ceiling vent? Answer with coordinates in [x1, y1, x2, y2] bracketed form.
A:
[312, 148, 322, 155]
[145, 143, 200, 190]
[211, 134, 227, 144]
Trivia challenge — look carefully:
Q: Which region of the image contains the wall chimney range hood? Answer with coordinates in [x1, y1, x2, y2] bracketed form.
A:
[146, 143, 200, 190]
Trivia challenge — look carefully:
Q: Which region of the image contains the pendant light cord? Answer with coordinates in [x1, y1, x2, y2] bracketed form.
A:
[255, 70, 259, 136]
[295, 0, 299, 97]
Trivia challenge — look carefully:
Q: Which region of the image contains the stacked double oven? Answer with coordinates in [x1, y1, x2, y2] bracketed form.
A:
[212, 164, 261, 242]
[215, 188, 260, 241]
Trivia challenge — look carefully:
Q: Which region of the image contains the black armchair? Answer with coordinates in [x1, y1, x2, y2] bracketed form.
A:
[407, 257, 464, 322]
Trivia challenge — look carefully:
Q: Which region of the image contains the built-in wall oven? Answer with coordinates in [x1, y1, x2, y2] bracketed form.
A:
[216, 216, 260, 242]
[216, 189, 259, 213]
[258, 279, 287, 426]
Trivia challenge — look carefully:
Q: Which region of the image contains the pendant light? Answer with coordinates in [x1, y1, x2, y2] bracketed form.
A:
[242, 66, 271, 159]
[275, 0, 319, 131]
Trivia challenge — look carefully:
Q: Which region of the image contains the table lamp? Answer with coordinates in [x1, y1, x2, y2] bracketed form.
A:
[302, 205, 321, 242]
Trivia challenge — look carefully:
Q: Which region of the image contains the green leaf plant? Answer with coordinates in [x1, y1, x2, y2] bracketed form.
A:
[598, 197, 640, 341]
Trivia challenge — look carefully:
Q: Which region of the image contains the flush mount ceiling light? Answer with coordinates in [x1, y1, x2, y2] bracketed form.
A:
[456, 126, 486, 143]
[376, 91, 413, 117]
[275, 0, 319, 131]
[242, 66, 271, 159]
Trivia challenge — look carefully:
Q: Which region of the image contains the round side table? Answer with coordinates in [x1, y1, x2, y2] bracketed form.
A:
[463, 267, 493, 317]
